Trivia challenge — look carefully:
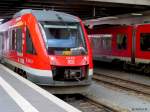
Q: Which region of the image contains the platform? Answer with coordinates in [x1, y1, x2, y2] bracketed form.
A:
[94, 68, 150, 86]
[85, 81, 150, 112]
[0, 64, 81, 112]
[84, 68, 150, 112]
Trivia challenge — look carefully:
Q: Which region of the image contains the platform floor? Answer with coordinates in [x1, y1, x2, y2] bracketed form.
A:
[84, 68, 150, 112]
[94, 68, 150, 86]
[0, 64, 81, 112]
[85, 81, 150, 112]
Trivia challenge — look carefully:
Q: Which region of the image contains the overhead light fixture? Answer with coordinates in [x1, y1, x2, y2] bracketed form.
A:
[97, 16, 118, 21]
[131, 13, 143, 16]
[83, 16, 118, 26]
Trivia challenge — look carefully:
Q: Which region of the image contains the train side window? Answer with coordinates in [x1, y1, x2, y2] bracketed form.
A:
[12, 29, 16, 50]
[0, 33, 3, 55]
[117, 34, 127, 50]
[8, 30, 12, 50]
[1, 32, 5, 50]
[140, 33, 150, 51]
[102, 37, 112, 50]
[26, 28, 36, 54]
[16, 28, 22, 53]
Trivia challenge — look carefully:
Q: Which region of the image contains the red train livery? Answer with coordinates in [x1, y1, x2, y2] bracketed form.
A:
[0, 9, 93, 86]
[88, 25, 150, 73]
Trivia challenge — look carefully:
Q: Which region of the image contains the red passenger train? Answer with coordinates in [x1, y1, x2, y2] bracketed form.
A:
[0, 9, 93, 86]
[88, 24, 150, 73]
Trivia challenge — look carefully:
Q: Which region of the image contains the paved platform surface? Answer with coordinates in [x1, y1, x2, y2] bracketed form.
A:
[94, 68, 150, 86]
[0, 64, 81, 112]
[84, 68, 150, 112]
[85, 81, 150, 112]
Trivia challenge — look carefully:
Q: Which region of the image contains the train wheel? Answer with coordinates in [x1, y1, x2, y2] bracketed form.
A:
[15, 67, 19, 73]
[123, 62, 129, 71]
[20, 69, 27, 78]
[15, 68, 27, 78]
[14, 67, 17, 72]
[143, 65, 150, 74]
[22, 71, 27, 79]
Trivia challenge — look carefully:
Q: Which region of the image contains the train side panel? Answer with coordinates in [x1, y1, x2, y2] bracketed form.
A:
[89, 26, 133, 62]
[111, 26, 132, 62]
[135, 24, 150, 64]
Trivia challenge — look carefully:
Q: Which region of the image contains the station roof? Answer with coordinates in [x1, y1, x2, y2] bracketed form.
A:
[0, 0, 150, 20]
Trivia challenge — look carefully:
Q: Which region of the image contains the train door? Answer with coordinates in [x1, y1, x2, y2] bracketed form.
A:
[24, 26, 37, 67]
[16, 26, 25, 64]
[112, 26, 132, 62]
[135, 24, 150, 64]
[9, 28, 16, 60]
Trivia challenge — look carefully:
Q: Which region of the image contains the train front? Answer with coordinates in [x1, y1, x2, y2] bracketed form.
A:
[39, 16, 93, 86]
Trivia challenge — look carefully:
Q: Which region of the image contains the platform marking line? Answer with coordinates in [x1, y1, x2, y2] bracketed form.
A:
[0, 76, 39, 112]
[0, 64, 81, 112]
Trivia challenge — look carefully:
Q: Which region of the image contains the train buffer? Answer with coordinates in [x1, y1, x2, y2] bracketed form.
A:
[0, 64, 81, 112]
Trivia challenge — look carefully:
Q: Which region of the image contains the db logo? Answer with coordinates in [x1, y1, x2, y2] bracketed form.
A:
[67, 59, 75, 64]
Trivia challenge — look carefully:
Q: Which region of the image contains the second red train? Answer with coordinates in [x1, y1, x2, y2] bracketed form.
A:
[88, 24, 150, 73]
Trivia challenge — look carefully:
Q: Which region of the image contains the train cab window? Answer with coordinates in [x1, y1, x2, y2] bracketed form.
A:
[117, 34, 127, 50]
[140, 33, 150, 51]
[26, 28, 36, 54]
[40, 22, 87, 56]
[16, 28, 22, 53]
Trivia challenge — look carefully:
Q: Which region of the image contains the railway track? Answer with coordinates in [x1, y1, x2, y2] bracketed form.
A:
[93, 72, 150, 96]
[55, 94, 115, 112]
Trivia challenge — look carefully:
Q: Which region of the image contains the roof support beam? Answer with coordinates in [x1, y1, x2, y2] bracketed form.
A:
[86, 0, 150, 6]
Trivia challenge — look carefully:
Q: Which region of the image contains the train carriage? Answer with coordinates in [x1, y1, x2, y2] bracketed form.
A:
[88, 24, 150, 73]
[89, 26, 133, 62]
[0, 9, 93, 86]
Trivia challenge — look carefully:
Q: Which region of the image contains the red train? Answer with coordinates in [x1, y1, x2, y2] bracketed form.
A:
[0, 9, 93, 86]
[88, 24, 150, 73]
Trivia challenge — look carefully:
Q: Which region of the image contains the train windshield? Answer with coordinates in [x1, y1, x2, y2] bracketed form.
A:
[39, 22, 87, 56]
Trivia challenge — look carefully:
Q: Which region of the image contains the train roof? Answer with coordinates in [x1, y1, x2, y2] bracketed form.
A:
[13, 9, 80, 22]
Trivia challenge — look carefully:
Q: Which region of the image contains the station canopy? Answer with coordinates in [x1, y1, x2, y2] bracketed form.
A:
[0, 0, 150, 20]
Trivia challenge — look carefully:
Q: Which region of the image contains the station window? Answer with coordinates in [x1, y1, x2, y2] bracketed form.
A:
[140, 33, 150, 51]
[26, 28, 36, 54]
[16, 28, 22, 53]
[117, 34, 127, 50]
